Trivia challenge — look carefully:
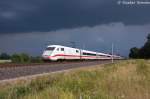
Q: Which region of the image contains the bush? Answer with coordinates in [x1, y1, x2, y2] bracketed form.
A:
[11, 54, 20, 63]
[129, 34, 150, 59]
[30, 56, 43, 63]
[11, 53, 31, 63]
[0, 53, 10, 60]
[129, 47, 140, 59]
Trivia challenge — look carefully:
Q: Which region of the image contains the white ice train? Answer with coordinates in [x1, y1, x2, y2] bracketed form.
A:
[42, 45, 122, 61]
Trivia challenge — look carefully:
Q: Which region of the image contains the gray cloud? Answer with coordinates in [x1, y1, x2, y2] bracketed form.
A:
[0, 22, 149, 56]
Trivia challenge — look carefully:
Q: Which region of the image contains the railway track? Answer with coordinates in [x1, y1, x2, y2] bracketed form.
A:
[0, 60, 112, 81]
[0, 60, 110, 68]
[0, 61, 72, 68]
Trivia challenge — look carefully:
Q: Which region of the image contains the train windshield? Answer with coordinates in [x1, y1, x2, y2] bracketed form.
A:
[45, 47, 55, 51]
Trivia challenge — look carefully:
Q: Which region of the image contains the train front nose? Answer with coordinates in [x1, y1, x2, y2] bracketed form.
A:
[42, 51, 53, 60]
[42, 47, 55, 60]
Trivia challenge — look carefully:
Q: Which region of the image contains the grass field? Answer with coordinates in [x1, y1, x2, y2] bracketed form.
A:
[0, 60, 150, 99]
[0, 60, 11, 63]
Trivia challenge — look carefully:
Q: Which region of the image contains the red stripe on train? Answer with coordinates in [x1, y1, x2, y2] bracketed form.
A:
[50, 54, 97, 58]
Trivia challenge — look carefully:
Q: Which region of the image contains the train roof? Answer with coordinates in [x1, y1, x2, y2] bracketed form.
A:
[47, 45, 64, 47]
[46, 45, 121, 57]
[47, 45, 80, 49]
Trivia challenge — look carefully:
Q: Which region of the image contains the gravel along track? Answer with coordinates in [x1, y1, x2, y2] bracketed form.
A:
[0, 61, 112, 80]
[0, 61, 81, 68]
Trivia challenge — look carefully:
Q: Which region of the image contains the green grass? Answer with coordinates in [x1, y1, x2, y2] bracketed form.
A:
[0, 60, 11, 63]
[0, 60, 150, 99]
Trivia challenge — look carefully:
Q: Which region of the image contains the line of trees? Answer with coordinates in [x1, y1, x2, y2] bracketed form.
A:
[129, 34, 150, 59]
[0, 53, 43, 63]
[0, 53, 10, 60]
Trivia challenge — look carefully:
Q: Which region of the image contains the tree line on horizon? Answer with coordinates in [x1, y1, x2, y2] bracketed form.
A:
[129, 34, 150, 59]
[0, 53, 42, 63]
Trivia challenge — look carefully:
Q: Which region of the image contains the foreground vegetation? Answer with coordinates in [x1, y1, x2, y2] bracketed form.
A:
[0, 60, 150, 99]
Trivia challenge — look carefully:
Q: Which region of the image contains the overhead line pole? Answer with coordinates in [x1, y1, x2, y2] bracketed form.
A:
[112, 43, 114, 63]
[70, 42, 76, 48]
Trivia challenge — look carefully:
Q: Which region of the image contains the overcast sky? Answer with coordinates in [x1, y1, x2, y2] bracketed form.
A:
[0, 0, 150, 56]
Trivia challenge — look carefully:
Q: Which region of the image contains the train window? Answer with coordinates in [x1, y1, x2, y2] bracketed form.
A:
[82, 52, 86, 55]
[46, 47, 55, 50]
[98, 55, 105, 56]
[76, 50, 79, 53]
[107, 56, 111, 57]
[57, 48, 59, 51]
[61, 48, 64, 51]
[82, 52, 96, 56]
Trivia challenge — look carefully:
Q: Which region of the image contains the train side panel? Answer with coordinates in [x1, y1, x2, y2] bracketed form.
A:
[81, 50, 97, 60]
[42, 45, 123, 61]
[63, 47, 80, 60]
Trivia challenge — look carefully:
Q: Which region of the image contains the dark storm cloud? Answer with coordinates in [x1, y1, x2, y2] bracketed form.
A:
[0, 0, 150, 33]
[1, 0, 150, 57]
